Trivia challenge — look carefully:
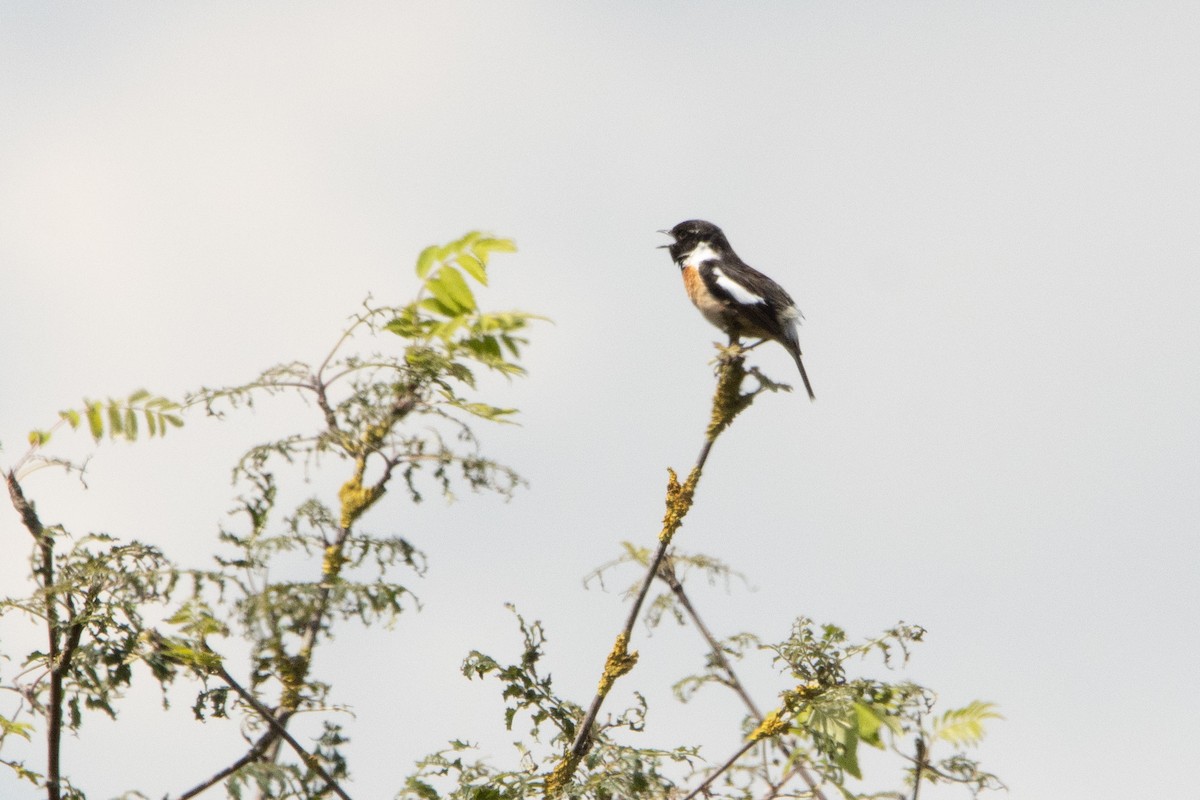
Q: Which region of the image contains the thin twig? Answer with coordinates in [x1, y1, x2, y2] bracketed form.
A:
[566, 429, 719, 762]
[553, 354, 768, 792]
[215, 665, 353, 800]
[660, 563, 830, 800]
[659, 562, 762, 718]
[681, 739, 758, 800]
[175, 724, 284, 800]
[912, 736, 926, 800]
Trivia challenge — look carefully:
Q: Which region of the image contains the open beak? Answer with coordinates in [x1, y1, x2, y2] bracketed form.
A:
[656, 229, 674, 249]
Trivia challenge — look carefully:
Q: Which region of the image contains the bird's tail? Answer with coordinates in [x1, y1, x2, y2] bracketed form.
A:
[779, 321, 815, 400]
[790, 347, 816, 401]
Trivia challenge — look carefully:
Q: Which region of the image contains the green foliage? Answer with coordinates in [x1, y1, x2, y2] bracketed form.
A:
[0, 530, 177, 749]
[0, 229, 1002, 800]
[169, 231, 532, 795]
[1, 232, 537, 800]
[752, 617, 1002, 798]
[407, 608, 697, 800]
[224, 721, 349, 800]
[27, 390, 181, 449]
[933, 701, 1003, 748]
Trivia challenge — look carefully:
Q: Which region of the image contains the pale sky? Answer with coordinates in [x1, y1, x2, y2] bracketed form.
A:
[2, 3, 1199, 799]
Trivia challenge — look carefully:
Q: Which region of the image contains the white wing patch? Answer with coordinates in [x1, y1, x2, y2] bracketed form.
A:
[711, 267, 766, 306]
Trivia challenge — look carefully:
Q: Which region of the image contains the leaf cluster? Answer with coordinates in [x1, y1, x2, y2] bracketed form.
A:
[2, 231, 538, 800]
[27, 391, 181, 449]
[407, 608, 697, 800]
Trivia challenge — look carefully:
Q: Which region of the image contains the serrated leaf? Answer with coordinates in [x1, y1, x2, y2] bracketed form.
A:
[415, 245, 440, 279]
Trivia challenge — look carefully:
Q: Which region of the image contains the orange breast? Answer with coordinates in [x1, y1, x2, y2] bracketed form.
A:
[682, 265, 706, 305]
[682, 265, 732, 331]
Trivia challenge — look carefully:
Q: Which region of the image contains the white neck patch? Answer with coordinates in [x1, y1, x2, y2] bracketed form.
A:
[680, 241, 721, 267]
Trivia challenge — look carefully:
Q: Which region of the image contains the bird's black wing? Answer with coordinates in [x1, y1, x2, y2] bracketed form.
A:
[698, 260, 795, 340]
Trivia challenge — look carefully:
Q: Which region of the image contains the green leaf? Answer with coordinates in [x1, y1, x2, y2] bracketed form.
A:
[127, 388, 151, 404]
[161, 642, 222, 672]
[419, 296, 458, 318]
[0, 715, 34, 741]
[433, 266, 476, 314]
[499, 334, 522, 359]
[934, 701, 1002, 747]
[833, 722, 862, 779]
[464, 335, 503, 361]
[27, 429, 50, 447]
[415, 245, 440, 279]
[168, 604, 229, 637]
[456, 402, 518, 422]
[86, 402, 103, 441]
[431, 316, 466, 342]
[59, 409, 81, 429]
[405, 778, 440, 800]
[125, 407, 138, 439]
[457, 252, 488, 286]
[386, 314, 424, 339]
[107, 402, 124, 439]
[425, 275, 466, 315]
[854, 701, 896, 749]
[475, 236, 517, 255]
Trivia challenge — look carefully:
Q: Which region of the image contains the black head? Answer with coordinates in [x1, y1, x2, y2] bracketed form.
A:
[658, 219, 733, 264]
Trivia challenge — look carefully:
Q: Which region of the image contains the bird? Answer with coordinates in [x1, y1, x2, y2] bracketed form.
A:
[660, 219, 815, 400]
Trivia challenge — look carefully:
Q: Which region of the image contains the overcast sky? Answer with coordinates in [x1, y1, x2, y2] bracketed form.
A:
[2, 3, 1199, 799]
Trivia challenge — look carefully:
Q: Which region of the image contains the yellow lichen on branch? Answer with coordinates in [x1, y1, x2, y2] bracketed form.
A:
[337, 457, 384, 529]
[322, 545, 345, 578]
[659, 466, 701, 544]
[749, 706, 790, 741]
[706, 353, 750, 441]
[596, 632, 639, 696]
[543, 752, 580, 798]
[749, 681, 822, 742]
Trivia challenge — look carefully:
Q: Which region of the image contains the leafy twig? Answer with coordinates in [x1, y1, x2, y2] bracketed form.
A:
[214, 663, 353, 800]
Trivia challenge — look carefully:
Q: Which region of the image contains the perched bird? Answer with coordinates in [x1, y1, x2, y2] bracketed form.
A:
[660, 219, 815, 400]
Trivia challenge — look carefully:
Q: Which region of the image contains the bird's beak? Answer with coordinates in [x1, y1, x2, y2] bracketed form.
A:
[656, 229, 674, 249]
